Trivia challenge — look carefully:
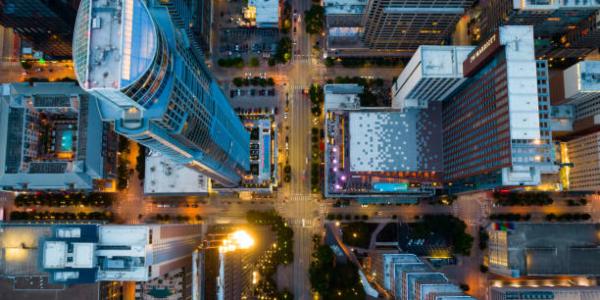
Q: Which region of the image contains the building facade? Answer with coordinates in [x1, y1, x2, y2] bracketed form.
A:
[0, 0, 79, 59]
[73, 0, 250, 187]
[441, 26, 554, 190]
[370, 252, 475, 300]
[325, 0, 474, 57]
[490, 286, 600, 300]
[0, 82, 116, 191]
[481, 0, 600, 60]
[566, 131, 600, 190]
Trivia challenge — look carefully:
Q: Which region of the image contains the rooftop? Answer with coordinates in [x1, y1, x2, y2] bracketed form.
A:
[249, 0, 280, 26]
[324, 84, 363, 110]
[348, 108, 442, 172]
[324, 0, 367, 15]
[498, 223, 600, 276]
[74, 0, 157, 89]
[144, 151, 209, 195]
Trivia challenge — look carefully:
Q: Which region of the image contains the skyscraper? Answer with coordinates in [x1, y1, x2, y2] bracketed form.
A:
[0, 0, 79, 59]
[73, 0, 250, 186]
[325, 0, 474, 57]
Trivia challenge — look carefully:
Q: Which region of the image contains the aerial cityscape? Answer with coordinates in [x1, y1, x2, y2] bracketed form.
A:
[0, 0, 599, 300]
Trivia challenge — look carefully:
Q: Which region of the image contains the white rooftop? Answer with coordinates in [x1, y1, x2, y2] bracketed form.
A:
[324, 0, 367, 15]
[348, 112, 418, 172]
[249, 0, 279, 27]
[563, 60, 600, 103]
[324, 84, 363, 110]
[42, 241, 95, 269]
[144, 151, 209, 194]
[43, 241, 68, 269]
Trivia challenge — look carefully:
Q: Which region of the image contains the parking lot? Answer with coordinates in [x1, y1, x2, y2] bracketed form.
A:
[218, 28, 280, 61]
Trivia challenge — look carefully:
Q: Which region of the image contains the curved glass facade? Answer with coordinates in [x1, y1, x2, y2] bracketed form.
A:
[73, 0, 91, 84]
[122, 30, 171, 108]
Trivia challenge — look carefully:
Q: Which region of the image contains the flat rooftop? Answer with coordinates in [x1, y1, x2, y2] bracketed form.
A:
[324, 84, 362, 110]
[78, 0, 157, 89]
[0, 225, 52, 276]
[250, 0, 279, 25]
[324, 0, 367, 14]
[144, 151, 208, 194]
[505, 223, 600, 276]
[348, 107, 442, 172]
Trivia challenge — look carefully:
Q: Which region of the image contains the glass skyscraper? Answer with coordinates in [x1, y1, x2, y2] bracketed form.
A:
[73, 0, 249, 186]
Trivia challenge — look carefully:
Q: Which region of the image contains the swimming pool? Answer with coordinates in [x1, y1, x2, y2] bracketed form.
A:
[373, 182, 409, 192]
[60, 130, 74, 152]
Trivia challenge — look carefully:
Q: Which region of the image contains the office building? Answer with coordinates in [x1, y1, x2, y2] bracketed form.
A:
[391, 45, 475, 110]
[0, 0, 80, 59]
[39, 224, 203, 283]
[0, 82, 116, 191]
[566, 131, 600, 191]
[192, 0, 213, 53]
[490, 286, 600, 300]
[481, 0, 600, 59]
[370, 252, 474, 300]
[73, 0, 250, 187]
[487, 222, 600, 278]
[323, 84, 443, 202]
[325, 0, 474, 57]
[441, 26, 554, 190]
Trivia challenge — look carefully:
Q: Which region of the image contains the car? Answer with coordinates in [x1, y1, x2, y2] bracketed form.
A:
[258, 89, 266, 96]
[294, 27, 297, 33]
[283, 112, 288, 119]
[250, 89, 256, 96]
[267, 89, 275, 96]
[230, 90, 236, 98]
[285, 142, 289, 150]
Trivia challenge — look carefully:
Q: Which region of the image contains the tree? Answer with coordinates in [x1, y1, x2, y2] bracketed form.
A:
[304, 5, 325, 35]
[249, 57, 260, 67]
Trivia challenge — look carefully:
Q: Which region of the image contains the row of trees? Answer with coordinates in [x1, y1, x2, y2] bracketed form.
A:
[232, 76, 275, 87]
[15, 192, 114, 207]
[492, 191, 553, 206]
[304, 5, 325, 35]
[217, 57, 245, 68]
[326, 213, 369, 221]
[310, 126, 323, 193]
[155, 214, 203, 223]
[309, 235, 365, 299]
[489, 213, 532, 221]
[269, 37, 292, 65]
[10, 211, 113, 222]
[410, 215, 474, 256]
[246, 210, 294, 299]
[117, 136, 130, 191]
[545, 213, 591, 222]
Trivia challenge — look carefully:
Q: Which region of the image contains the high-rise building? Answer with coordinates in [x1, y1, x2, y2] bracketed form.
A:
[325, 0, 474, 57]
[323, 84, 444, 202]
[369, 252, 475, 300]
[39, 224, 203, 283]
[490, 286, 600, 300]
[0, 0, 80, 59]
[480, 0, 600, 60]
[391, 45, 475, 110]
[487, 222, 600, 278]
[441, 26, 554, 190]
[192, 0, 213, 54]
[566, 131, 600, 190]
[73, 0, 250, 187]
[0, 82, 117, 191]
[0, 223, 203, 291]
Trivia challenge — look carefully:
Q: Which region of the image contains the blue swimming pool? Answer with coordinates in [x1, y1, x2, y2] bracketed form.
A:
[61, 130, 74, 152]
[373, 182, 408, 192]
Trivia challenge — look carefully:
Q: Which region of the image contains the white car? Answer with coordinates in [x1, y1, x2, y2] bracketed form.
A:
[283, 112, 288, 119]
